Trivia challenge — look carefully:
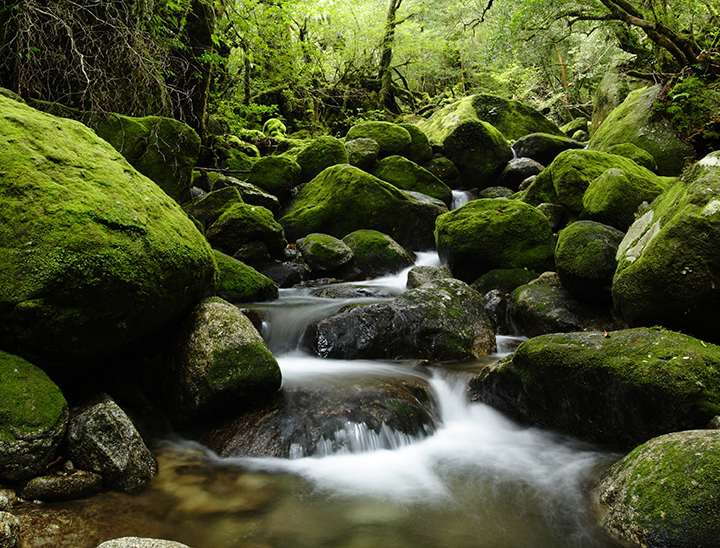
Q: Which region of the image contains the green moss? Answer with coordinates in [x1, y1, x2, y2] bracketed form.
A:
[397, 123, 433, 164]
[212, 249, 278, 303]
[605, 143, 657, 171]
[470, 94, 563, 140]
[262, 118, 287, 138]
[246, 155, 301, 199]
[373, 156, 452, 206]
[342, 229, 414, 276]
[207, 341, 281, 393]
[0, 351, 67, 441]
[296, 135, 349, 183]
[207, 202, 286, 256]
[345, 121, 412, 158]
[183, 187, 244, 229]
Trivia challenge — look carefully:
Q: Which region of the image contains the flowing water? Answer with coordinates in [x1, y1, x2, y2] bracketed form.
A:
[15, 254, 626, 548]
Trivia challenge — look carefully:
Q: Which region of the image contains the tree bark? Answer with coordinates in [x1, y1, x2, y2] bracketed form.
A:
[378, 0, 403, 111]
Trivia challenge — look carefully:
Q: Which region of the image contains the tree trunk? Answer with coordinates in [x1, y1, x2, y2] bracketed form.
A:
[378, 0, 403, 111]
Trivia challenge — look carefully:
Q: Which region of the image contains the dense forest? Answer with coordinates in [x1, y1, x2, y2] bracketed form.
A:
[1, 0, 719, 139]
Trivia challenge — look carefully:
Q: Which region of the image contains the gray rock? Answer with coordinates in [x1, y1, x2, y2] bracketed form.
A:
[19, 470, 102, 502]
[214, 176, 281, 213]
[0, 511, 19, 548]
[482, 289, 507, 334]
[342, 229, 415, 279]
[512, 133, 584, 167]
[406, 265, 452, 289]
[345, 138, 380, 171]
[497, 157, 545, 191]
[535, 203, 566, 232]
[312, 285, 391, 299]
[257, 260, 311, 288]
[63, 394, 157, 492]
[96, 538, 192, 548]
[296, 233, 354, 276]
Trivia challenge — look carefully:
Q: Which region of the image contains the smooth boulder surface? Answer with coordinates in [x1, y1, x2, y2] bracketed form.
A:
[469, 328, 720, 451]
[373, 155, 453, 206]
[418, 97, 513, 189]
[589, 85, 695, 176]
[279, 164, 447, 250]
[470, 94, 564, 141]
[497, 157, 545, 191]
[296, 135, 348, 183]
[345, 137, 380, 171]
[555, 221, 625, 303]
[0, 351, 68, 481]
[19, 470, 103, 502]
[613, 152, 720, 344]
[595, 429, 720, 547]
[0, 95, 216, 368]
[296, 233, 354, 276]
[434, 198, 556, 283]
[341, 229, 415, 279]
[345, 121, 412, 158]
[206, 202, 287, 257]
[63, 394, 157, 492]
[303, 278, 496, 361]
[164, 297, 281, 427]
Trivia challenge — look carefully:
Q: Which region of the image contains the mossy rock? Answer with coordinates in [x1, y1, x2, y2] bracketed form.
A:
[434, 198, 556, 283]
[246, 155, 301, 201]
[262, 118, 286, 139]
[206, 202, 287, 257]
[422, 156, 461, 189]
[560, 117, 588, 137]
[0, 351, 68, 481]
[212, 250, 278, 303]
[345, 138, 380, 171]
[470, 268, 539, 295]
[183, 187, 245, 229]
[596, 429, 720, 547]
[606, 143, 658, 172]
[341, 229, 415, 279]
[0, 95, 216, 368]
[279, 164, 447, 250]
[580, 167, 668, 231]
[418, 97, 513, 189]
[613, 152, 720, 343]
[166, 297, 281, 427]
[591, 67, 648, 133]
[522, 149, 664, 215]
[555, 221, 625, 303]
[373, 156, 452, 206]
[345, 121, 412, 158]
[512, 132, 585, 167]
[588, 85, 695, 176]
[468, 327, 720, 451]
[94, 113, 201, 205]
[398, 122, 433, 164]
[296, 233, 354, 276]
[213, 176, 280, 213]
[470, 94, 564, 141]
[296, 135, 348, 183]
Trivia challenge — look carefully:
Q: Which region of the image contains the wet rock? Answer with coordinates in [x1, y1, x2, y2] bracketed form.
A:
[342, 229, 415, 279]
[304, 278, 496, 361]
[477, 186, 513, 199]
[0, 352, 68, 482]
[312, 285, 391, 299]
[512, 133, 585, 167]
[0, 511, 20, 548]
[497, 157, 545, 191]
[19, 471, 103, 502]
[469, 328, 720, 451]
[257, 261, 311, 288]
[535, 202, 567, 232]
[296, 233, 354, 277]
[470, 268, 539, 295]
[406, 265, 452, 289]
[482, 289, 507, 334]
[164, 297, 281, 427]
[197, 375, 439, 458]
[596, 430, 720, 547]
[96, 538, 192, 548]
[435, 198, 556, 283]
[213, 176, 280, 213]
[63, 394, 157, 492]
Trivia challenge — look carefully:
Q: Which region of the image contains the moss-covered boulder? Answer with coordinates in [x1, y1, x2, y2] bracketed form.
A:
[422, 156, 462, 189]
[279, 165, 447, 250]
[165, 297, 281, 427]
[212, 250, 278, 303]
[296, 136, 348, 183]
[206, 202, 287, 257]
[398, 122, 433, 164]
[246, 155, 301, 201]
[468, 327, 720, 451]
[470, 268, 539, 295]
[470, 94, 563, 141]
[183, 186, 244, 229]
[613, 152, 720, 343]
[522, 149, 665, 216]
[213, 176, 281, 213]
[589, 85, 695, 176]
[497, 157, 545, 191]
[262, 118, 286, 139]
[296, 233, 354, 276]
[94, 114, 201, 205]
[580, 168, 668, 231]
[345, 137, 380, 171]
[0, 351, 68, 481]
[342, 229, 415, 279]
[373, 156, 453, 206]
[345, 121, 412, 158]
[303, 278, 496, 361]
[417, 97, 513, 189]
[560, 117, 589, 137]
[555, 221, 625, 303]
[605, 142, 658, 172]
[0, 95, 216, 368]
[434, 198, 556, 282]
[595, 429, 720, 547]
[512, 133, 585, 167]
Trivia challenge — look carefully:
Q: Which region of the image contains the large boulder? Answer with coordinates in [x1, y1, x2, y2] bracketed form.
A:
[595, 429, 720, 547]
[183, 186, 244, 230]
[164, 297, 281, 427]
[295, 233, 354, 277]
[434, 198, 556, 283]
[345, 138, 380, 171]
[0, 95, 216, 369]
[373, 156, 452, 206]
[468, 328, 720, 451]
[211, 250, 278, 303]
[94, 114, 201, 205]
[206, 203, 287, 257]
[398, 122, 433, 164]
[591, 67, 648, 133]
[417, 97, 513, 189]
[555, 221, 625, 303]
[63, 393, 157, 491]
[295, 135, 348, 183]
[245, 155, 301, 201]
[342, 229, 415, 279]
[580, 167, 668, 231]
[589, 85, 695, 176]
[511, 133, 585, 167]
[522, 149, 665, 216]
[303, 278, 496, 361]
[345, 121, 412, 158]
[212, 176, 280, 213]
[612, 152, 720, 343]
[469, 94, 563, 141]
[0, 352, 68, 481]
[279, 164, 447, 250]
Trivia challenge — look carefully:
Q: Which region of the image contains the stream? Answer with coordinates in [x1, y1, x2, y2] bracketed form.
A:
[15, 253, 626, 548]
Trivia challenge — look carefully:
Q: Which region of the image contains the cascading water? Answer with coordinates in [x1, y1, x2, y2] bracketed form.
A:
[451, 189, 474, 209]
